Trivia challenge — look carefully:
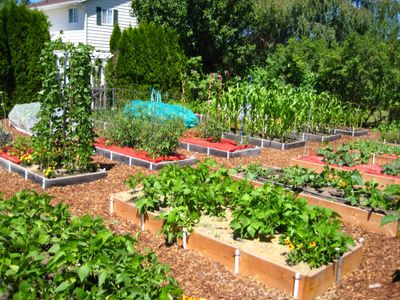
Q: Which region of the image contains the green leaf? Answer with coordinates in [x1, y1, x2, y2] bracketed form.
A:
[77, 263, 91, 282]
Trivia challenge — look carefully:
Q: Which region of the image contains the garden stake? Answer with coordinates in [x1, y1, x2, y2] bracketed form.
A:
[336, 247, 342, 284]
[234, 249, 240, 274]
[293, 272, 301, 299]
[109, 196, 114, 213]
[183, 227, 187, 250]
[140, 214, 145, 231]
[303, 100, 313, 157]
[240, 76, 252, 143]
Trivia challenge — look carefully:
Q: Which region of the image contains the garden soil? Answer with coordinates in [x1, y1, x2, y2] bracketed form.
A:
[1, 123, 399, 300]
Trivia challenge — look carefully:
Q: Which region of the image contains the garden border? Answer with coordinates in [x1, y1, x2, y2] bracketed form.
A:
[0, 156, 106, 189]
[291, 157, 400, 188]
[95, 146, 198, 170]
[295, 132, 342, 143]
[222, 132, 305, 150]
[229, 174, 400, 237]
[333, 128, 369, 137]
[110, 190, 363, 300]
[179, 141, 261, 159]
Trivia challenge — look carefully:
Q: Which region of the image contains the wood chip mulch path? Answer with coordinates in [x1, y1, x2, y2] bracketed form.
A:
[0, 125, 399, 299]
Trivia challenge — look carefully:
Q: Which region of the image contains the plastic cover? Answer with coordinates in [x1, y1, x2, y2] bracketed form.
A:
[8, 102, 41, 135]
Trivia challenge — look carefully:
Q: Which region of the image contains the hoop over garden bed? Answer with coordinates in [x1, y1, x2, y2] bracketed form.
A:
[179, 137, 261, 158]
[292, 155, 400, 187]
[0, 153, 106, 189]
[222, 132, 306, 150]
[110, 190, 363, 300]
[94, 138, 197, 170]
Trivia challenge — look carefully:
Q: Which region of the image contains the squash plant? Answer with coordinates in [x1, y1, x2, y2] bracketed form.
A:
[32, 39, 96, 174]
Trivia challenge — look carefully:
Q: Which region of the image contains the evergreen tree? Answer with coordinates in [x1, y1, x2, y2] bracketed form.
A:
[0, 0, 49, 113]
[114, 23, 186, 95]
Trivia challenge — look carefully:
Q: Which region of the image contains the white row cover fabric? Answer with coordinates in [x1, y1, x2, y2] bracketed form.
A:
[8, 102, 41, 135]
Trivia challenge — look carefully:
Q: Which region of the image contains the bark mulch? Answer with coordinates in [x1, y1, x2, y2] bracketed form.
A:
[0, 125, 398, 299]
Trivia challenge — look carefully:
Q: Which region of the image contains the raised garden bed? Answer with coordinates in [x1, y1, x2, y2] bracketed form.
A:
[0, 155, 106, 189]
[229, 172, 400, 237]
[110, 190, 363, 300]
[94, 138, 197, 170]
[179, 137, 260, 158]
[222, 132, 305, 150]
[333, 128, 369, 137]
[292, 155, 400, 188]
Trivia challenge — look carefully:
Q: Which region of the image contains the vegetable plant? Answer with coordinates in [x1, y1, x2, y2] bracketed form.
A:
[32, 39, 96, 174]
[126, 160, 354, 268]
[0, 190, 182, 299]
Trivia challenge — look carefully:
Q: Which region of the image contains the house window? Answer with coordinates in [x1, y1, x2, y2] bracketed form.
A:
[69, 8, 78, 24]
[102, 9, 113, 25]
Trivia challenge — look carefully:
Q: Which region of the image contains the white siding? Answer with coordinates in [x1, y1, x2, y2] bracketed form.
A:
[86, 0, 137, 52]
[43, 4, 86, 44]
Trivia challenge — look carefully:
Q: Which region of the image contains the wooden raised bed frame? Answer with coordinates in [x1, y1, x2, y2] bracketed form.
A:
[110, 191, 363, 300]
[291, 157, 400, 188]
[229, 174, 400, 237]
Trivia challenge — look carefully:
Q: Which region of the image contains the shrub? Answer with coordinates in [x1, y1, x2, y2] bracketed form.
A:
[114, 23, 186, 95]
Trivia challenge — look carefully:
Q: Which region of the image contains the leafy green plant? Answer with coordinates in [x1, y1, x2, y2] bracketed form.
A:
[138, 116, 185, 157]
[126, 160, 354, 268]
[383, 159, 400, 176]
[0, 190, 182, 299]
[32, 39, 96, 174]
[96, 108, 186, 158]
[0, 125, 11, 148]
[198, 115, 226, 142]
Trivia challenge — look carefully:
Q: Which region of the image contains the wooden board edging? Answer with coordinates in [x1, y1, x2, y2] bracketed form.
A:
[291, 157, 400, 188]
[111, 191, 363, 300]
[229, 173, 399, 237]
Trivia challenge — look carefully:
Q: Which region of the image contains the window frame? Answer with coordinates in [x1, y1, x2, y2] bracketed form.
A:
[101, 8, 113, 25]
[68, 7, 78, 24]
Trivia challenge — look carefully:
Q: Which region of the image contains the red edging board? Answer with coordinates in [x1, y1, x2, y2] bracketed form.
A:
[180, 137, 253, 152]
[94, 138, 186, 163]
[292, 155, 400, 188]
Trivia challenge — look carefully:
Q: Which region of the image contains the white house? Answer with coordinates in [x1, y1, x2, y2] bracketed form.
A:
[30, 0, 137, 52]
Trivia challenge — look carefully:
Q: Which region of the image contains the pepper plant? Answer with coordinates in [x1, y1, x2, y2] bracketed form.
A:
[32, 39, 95, 174]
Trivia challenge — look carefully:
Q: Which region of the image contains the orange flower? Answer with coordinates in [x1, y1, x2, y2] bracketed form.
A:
[341, 181, 347, 188]
[309, 241, 317, 248]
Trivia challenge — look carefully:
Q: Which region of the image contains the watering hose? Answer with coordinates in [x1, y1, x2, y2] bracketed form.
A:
[240, 76, 252, 143]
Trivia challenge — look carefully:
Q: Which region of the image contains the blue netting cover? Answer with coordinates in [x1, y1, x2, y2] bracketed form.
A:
[124, 90, 199, 128]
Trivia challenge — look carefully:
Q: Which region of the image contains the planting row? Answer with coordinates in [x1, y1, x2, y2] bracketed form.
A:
[232, 164, 400, 235]
[209, 79, 368, 143]
[115, 160, 362, 299]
